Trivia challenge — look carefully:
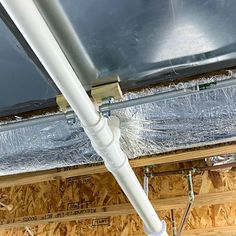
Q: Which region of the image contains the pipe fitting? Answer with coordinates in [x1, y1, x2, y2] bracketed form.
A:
[145, 221, 167, 236]
[82, 116, 126, 169]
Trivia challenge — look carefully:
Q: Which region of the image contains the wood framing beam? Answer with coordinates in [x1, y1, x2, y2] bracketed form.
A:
[0, 141, 236, 188]
[130, 141, 236, 167]
[0, 191, 235, 229]
[181, 226, 236, 236]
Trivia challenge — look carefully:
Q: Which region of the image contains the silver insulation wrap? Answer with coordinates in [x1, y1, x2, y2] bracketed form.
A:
[206, 154, 236, 169]
[1, 72, 236, 175]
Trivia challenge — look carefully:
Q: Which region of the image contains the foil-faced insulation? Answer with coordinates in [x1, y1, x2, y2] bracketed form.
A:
[118, 73, 236, 157]
[206, 154, 236, 170]
[1, 73, 236, 175]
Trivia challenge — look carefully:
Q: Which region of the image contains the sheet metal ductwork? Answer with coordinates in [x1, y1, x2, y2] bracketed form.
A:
[1, 0, 236, 115]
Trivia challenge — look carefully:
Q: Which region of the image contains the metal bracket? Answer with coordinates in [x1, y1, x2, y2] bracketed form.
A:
[101, 97, 114, 117]
[65, 108, 76, 125]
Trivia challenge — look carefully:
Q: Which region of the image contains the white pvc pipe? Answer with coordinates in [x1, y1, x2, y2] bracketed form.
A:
[0, 1, 167, 235]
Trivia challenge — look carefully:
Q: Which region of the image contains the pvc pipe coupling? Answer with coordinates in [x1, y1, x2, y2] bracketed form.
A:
[145, 221, 167, 236]
[82, 115, 127, 171]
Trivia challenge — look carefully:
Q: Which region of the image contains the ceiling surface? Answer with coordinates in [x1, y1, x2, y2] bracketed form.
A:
[1, 0, 236, 116]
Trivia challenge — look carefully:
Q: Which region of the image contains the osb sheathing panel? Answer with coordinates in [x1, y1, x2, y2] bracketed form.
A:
[171, 203, 236, 229]
[0, 214, 170, 236]
[1, 206, 236, 235]
[0, 215, 145, 236]
[0, 162, 236, 235]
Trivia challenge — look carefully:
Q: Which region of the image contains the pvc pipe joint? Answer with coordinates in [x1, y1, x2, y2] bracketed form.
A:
[82, 116, 127, 170]
[145, 221, 167, 236]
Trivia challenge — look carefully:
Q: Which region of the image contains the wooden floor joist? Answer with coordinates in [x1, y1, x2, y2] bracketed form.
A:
[0, 191, 235, 229]
[0, 141, 236, 188]
[181, 226, 236, 236]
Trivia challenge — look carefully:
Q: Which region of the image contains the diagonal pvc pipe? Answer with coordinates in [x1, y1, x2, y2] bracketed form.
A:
[0, 1, 167, 235]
